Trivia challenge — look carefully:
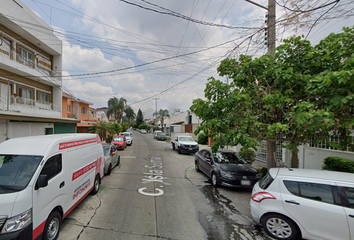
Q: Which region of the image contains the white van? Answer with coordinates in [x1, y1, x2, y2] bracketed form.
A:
[0, 134, 105, 240]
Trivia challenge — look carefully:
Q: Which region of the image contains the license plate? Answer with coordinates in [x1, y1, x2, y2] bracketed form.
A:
[241, 180, 251, 185]
[189, 148, 193, 150]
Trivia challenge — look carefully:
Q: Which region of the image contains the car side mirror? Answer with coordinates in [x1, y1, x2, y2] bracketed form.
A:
[112, 152, 116, 155]
[36, 174, 48, 190]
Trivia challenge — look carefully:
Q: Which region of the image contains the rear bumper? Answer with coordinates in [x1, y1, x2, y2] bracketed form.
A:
[219, 177, 258, 188]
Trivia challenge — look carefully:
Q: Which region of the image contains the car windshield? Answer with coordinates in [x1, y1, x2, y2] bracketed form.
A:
[179, 137, 194, 142]
[0, 154, 43, 193]
[113, 137, 124, 141]
[157, 133, 166, 136]
[122, 133, 130, 137]
[102, 145, 110, 155]
[213, 152, 247, 164]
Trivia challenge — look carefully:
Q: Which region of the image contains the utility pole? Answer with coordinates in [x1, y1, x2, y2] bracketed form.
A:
[153, 98, 159, 129]
[245, 0, 276, 169]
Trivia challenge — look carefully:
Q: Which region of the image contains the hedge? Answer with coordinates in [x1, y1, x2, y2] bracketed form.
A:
[322, 156, 354, 173]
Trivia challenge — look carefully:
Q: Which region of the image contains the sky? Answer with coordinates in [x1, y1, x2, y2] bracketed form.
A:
[20, 0, 354, 119]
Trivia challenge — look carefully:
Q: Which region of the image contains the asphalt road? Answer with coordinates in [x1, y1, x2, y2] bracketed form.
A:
[58, 130, 272, 240]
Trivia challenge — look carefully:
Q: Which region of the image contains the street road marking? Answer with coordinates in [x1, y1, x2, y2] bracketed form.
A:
[138, 156, 170, 197]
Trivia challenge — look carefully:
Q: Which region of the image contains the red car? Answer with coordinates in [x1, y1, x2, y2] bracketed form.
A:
[111, 135, 127, 150]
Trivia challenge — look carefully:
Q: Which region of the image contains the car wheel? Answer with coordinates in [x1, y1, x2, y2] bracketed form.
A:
[107, 164, 112, 175]
[172, 143, 175, 150]
[261, 214, 301, 240]
[211, 172, 219, 187]
[195, 160, 201, 172]
[117, 156, 120, 166]
[178, 147, 181, 154]
[90, 175, 100, 195]
[43, 211, 61, 240]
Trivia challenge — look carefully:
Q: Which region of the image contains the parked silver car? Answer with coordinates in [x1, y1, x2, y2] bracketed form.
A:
[102, 144, 120, 175]
[250, 168, 354, 240]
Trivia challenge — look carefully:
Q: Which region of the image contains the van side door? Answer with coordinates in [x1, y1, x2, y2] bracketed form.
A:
[279, 178, 349, 240]
[337, 183, 354, 240]
[33, 154, 65, 238]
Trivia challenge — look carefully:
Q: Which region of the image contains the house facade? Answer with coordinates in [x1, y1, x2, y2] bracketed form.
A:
[62, 92, 95, 133]
[0, 0, 78, 143]
[164, 109, 201, 140]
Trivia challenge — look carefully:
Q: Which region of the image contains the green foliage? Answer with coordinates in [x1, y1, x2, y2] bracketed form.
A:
[322, 156, 354, 173]
[122, 123, 130, 132]
[110, 122, 122, 134]
[239, 148, 257, 164]
[146, 125, 151, 132]
[139, 124, 148, 129]
[154, 109, 170, 130]
[197, 133, 208, 144]
[106, 135, 113, 143]
[257, 167, 268, 179]
[191, 26, 354, 167]
[107, 97, 127, 123]
[136, 109, 144, 126]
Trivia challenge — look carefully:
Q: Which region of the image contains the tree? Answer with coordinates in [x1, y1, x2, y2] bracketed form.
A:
[191, 27, 354, 168]
[136, 109, 144, 126]
[110, 122, 122, 134]
[124, 106, 136, 125]
[107, 97, 127, 123]
[90, 121, 114, 141]
[153, 109, 170, 132]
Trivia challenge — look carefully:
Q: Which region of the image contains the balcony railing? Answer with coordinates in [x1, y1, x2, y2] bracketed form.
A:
[0, 96, 60, 113]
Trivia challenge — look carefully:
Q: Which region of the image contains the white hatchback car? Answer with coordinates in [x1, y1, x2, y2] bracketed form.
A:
[250, 168, 354, 240]
[121, 132, 133, 145]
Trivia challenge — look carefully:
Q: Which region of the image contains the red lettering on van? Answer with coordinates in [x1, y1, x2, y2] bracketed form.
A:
[72, 162, 97, 181]
[59, 138, 97, 150]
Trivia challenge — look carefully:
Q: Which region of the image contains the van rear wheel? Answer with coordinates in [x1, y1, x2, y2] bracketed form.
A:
[43, 211, 61, 240]
[91, 175, 100, 195]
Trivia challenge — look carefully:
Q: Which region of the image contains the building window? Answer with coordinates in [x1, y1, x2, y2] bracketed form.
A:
[67, 105, 71, 113]
[0, 38, 11, 58]
[81, 106, 87, 115]
[38, 92, 50, 104]
[18, 46, 34, 67]
[18, 87, 34, 104]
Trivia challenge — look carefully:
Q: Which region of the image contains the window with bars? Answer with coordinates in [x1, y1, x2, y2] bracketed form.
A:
[81, 106, 87, 115]
[67, 105, 71, 113]
[38, 92, 50, 104]
[18, 46, 34, 67]
[18, 87, 34, 104]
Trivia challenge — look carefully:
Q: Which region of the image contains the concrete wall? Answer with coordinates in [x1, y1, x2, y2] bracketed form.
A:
[298, 145, 354, 169]
[0, 120, 7, 142]
[8, 122, 54, 139]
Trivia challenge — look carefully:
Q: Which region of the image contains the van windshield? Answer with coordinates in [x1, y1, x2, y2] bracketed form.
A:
[0, 155, 43, 194]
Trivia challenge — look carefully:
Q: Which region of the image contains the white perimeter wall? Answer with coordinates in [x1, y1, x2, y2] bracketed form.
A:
[298, 145, 354, 169]
[7, 122, 54, 139]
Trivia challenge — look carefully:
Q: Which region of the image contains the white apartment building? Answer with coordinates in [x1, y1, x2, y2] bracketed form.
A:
[0, 0, 78, 142]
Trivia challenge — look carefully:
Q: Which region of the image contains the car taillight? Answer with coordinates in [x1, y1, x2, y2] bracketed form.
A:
[251, 192, 276, 203]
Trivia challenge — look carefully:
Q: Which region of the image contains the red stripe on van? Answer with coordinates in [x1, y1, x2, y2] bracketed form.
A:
[59, 138, 97, 150]
[63, 185, 94, 219]
[72, 162, 97, 181]
[33, 220, 46, 240]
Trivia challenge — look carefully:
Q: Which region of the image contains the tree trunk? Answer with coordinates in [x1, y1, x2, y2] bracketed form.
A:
[291, 150, 299, 168]
[266, 139, 277, 169]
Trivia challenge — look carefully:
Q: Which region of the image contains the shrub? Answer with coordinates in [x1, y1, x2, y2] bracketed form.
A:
[238, 148, 256, 164]
[322, 156, 354, 173]
[106, 135, 113, 143]
[197, 133, 208, 144]
[257, 167, 268, 179]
